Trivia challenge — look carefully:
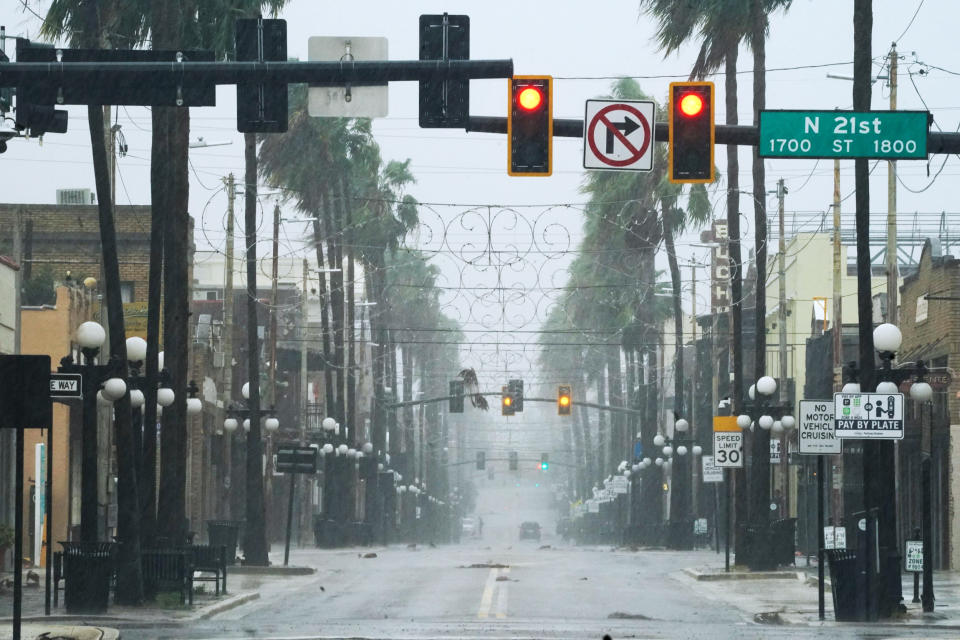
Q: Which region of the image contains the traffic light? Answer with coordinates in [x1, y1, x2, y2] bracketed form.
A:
[558, 385, 572, 416]
[501, 386, 515, 416]
[508, 378, 524, 413]
[449, 379, 464, 413]
[668, 81, 715, 184]
[509, 451, 519, 471]
[540, 453, 549, 471]
[508, 75, 552, 176]
[476, 451, 485, 470]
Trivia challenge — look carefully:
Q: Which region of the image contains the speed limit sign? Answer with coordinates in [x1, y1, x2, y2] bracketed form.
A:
[713, 416, 743, 468]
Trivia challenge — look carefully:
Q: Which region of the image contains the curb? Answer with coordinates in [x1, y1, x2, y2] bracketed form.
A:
[196, 591, 261, 620]
[230, 566, 316, 576]
[683, 567, 802, 581]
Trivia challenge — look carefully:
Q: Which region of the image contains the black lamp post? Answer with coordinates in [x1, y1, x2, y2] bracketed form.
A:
[58, 321, 124, 543]
[735, 375, 795, 571]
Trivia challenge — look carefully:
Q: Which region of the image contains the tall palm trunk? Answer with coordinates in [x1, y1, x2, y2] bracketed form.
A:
[324, 189, 345, 423]
[595, 370, 607, 484]
[311, 214, 336, 416]
[151, 0, 190, 546]
[87, 102, 143, 603]
[663, 198, 689, 537]
[241, 131, 269, 565]
[606, 346, 624, 470]
[401, 345, 414, 476]
[344, 193, 357, 445]
[749, 0, 770, 530]
[724, 44, 749, 562]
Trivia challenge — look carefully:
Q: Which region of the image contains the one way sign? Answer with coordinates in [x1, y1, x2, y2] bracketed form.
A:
[583, 99, 655, 172]
[50, 373, 82, 398]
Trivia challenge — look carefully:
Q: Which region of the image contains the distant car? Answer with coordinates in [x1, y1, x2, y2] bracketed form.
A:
[462, 517, 475, 536]
[519, 521, 541, 541]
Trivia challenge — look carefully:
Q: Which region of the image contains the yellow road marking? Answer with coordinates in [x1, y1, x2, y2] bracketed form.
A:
[477, 568, 498, 618]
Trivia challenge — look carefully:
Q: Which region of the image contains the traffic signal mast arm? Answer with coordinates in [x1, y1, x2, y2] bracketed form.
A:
[0, 59, 514, 94]
[468, 115, 960, 154]
[384, 391, 643, 415]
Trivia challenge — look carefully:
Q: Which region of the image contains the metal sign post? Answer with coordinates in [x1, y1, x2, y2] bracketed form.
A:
[0, 355, 53, 640]
[275, 444, 319, 566]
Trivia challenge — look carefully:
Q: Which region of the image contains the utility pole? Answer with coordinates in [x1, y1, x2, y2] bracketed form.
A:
[300, 258, 309, 542]
[221, 174, 236, 518]
[832, 160, 843, 388]
[886, 43, 898, 324]
[777, 179, 789, 515]
[265, 202, 281, 533]
[777, 179, 788, 406]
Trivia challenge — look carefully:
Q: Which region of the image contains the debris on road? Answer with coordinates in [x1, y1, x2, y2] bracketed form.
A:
[608, 611, 652, 620]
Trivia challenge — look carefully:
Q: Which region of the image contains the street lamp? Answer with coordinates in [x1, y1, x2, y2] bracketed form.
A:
[736, 374, 795, 571]
[59, 321, 115, 542]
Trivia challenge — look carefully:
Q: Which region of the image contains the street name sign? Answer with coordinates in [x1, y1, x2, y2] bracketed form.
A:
[713, 416, 743, 468]
[275, 444, 319, 474]
[798, 400, 840, 454]
[583, 99, 655, 171]
[906, 540, 923, 572]
[834, 392, 904, 439]
[701, 455, 724, 483]
[759, 110, 928, 160]
[49, 373, 82, 399]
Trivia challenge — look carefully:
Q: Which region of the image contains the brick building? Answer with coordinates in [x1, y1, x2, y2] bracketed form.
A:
[898, 238, 960, 569]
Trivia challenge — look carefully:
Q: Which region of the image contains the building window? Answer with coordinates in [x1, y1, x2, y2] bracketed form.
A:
[206, 290, 218, 301]
[120, 282, 135, 303]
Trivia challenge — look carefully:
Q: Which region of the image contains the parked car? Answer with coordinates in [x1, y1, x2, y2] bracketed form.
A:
[519, 521, 541, 541]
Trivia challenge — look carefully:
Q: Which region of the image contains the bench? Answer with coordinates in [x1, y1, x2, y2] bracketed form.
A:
[189, 544, 228, 595]
[141, 548, 193, 605]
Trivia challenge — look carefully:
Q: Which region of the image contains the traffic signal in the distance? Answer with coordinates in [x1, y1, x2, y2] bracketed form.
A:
[508, 76, 552, 176]
[668, 81, 715, 184]
[476, 451, 485, 470]
[509, 451, 519, 471]
[540, 453, 549, 471]
[508, 378, 524, 412]
[558, 385, 572, 416]
[502, 386, 516, 416]
[449, 379, 464, 413]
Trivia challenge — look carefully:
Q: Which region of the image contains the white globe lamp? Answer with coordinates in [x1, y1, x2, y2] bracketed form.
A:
[76, 321, 106, 350]
[125, 336, 147, 362]
[873, 323, 903, 353]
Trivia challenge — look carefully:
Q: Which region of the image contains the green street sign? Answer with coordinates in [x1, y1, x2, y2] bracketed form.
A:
[759, 110, 928, 159]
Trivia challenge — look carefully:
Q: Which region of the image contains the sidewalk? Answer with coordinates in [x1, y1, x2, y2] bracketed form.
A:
[677, 555, 960, 628]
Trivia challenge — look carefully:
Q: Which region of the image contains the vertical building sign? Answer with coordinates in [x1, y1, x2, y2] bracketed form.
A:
[703, 220, 730, 314]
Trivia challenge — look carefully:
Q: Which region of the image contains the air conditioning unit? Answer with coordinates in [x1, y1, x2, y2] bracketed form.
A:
[56, 188, 95, 205]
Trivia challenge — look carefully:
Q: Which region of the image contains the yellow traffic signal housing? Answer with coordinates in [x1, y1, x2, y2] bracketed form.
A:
[508, 75, 552, 176]
[502, 386, 516, 416]
[558, 384, 572, 416]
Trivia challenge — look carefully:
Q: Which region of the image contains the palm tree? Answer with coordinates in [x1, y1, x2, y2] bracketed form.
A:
[39, 0, 146, 605]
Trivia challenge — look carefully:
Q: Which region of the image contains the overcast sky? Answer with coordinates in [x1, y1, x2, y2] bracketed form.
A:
[1, 0, 955, 391]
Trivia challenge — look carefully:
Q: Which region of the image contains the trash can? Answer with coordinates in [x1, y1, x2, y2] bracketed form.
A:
[827, 549, 866, 621]
[206, 520, 242, 565]
[60, 541, 115, 614]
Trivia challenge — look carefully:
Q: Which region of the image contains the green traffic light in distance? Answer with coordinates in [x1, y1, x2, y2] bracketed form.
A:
[541, 462, 549, 470]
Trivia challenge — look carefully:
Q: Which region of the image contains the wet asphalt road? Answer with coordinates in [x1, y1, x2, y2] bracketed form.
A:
[118, 484, 960, 640]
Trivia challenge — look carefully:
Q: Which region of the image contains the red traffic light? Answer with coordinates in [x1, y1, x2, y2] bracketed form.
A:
[679, 93, 704, 117]
[517, 86, 543, 111]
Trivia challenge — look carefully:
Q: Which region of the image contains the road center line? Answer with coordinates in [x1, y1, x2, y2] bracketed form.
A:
[477, 567, 498, 618]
